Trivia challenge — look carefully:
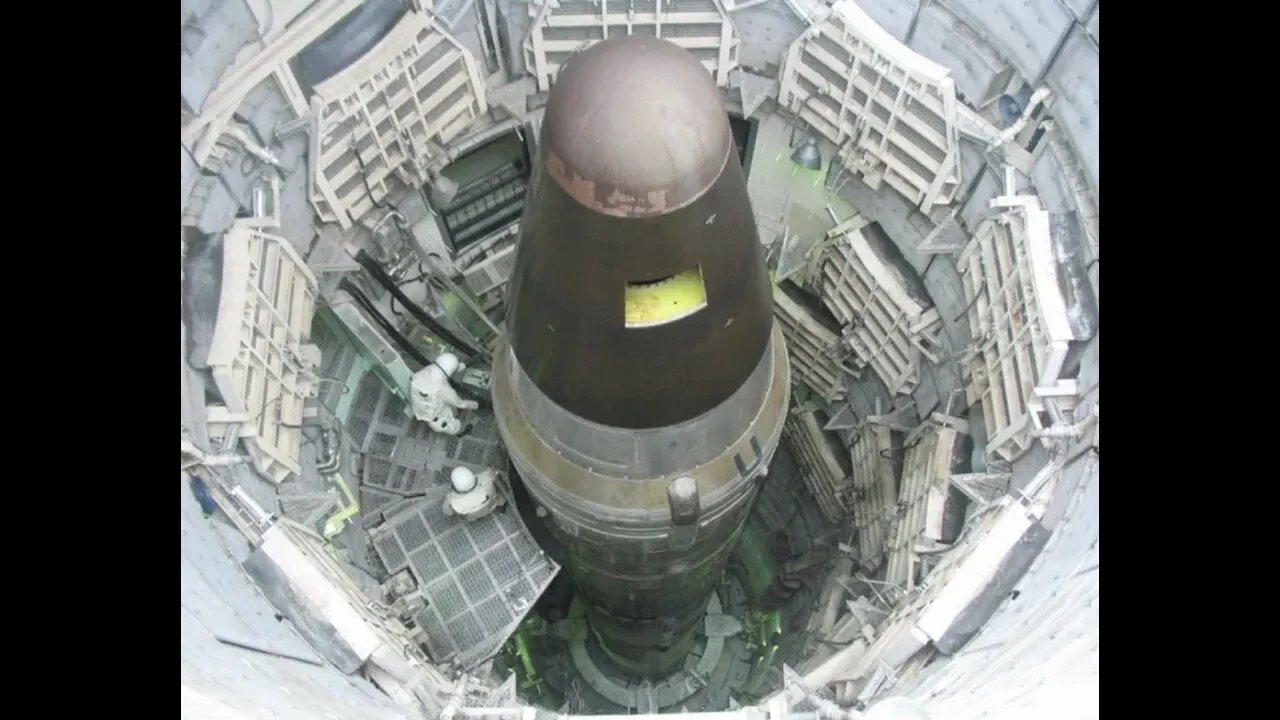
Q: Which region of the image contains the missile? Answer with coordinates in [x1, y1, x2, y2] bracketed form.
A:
[491, 35, 790, 678]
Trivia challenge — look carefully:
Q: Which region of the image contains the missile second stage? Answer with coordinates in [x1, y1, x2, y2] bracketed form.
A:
[491, 35, 790, 678]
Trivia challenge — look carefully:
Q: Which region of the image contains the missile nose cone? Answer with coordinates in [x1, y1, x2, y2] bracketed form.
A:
[507, 36, 774, 429]
[542, 35, 732, 218]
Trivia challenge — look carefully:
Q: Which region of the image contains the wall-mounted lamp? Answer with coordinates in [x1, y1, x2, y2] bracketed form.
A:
[428, 170, 459, 208]
[790, 136, 823, 171]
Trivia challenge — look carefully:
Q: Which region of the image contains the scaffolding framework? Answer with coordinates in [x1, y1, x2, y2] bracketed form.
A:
[958, 172, 1081, 463]
[777, 0, 962, 212]
[884, 416, 965, 591]
[815, 225, 944, 396]
[774, 282, 855, 405]
[309, 10, 488, 228]
[782, 407, 853, 524]
[849, 422, 898, 572]
[205, 223, 320, 483]
[523, 0, 740, 91]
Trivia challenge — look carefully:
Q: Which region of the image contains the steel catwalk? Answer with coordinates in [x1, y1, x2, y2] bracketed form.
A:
[492, 35, 789, 678]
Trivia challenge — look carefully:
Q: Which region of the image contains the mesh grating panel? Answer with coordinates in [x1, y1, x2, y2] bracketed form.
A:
[486, 445, 507, 467]
[431, 466, 451, 487]
[381, 498, 419, 521]
[457, 439, 486, 464]
[452, 613, 485, 649]
[470, 415, 497, 441]
[395, 514, 432, 553]
[429, 577, 469, 621]
[361, 486, 400, 517]
[467, 514, 504, 548]
[364, 457, 393, 488]
[372, 481, 560, 668]
[484, 544, 521, 587]
[348, 416, 372, 448]
[438, 528, 476, 565]
[387, 465, 409, 493]
[410, 543, 449, 583]
[457, 559, 496, 602]
[375, 534, 408, 571]
[434, 434, 460, 456]
[393, 437, 433, 469]
[352, 374, 382, 416]
[418, 609, 455, 656]
[380, 394, 407, 424]
[475, 595, 513, 637]
[513, 533, 541, 565]
[370, 431, 398, 458]
[422, 497, 451, 534]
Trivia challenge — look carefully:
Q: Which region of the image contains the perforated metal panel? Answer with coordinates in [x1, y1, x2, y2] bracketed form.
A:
[950, 472, 1010, 508]
[346, 372, 384, 448]
[461, 242, 518, 297]
[369, 482, 559, 668]
[278, 490, 339, 527]
[360, 486, 403, 519]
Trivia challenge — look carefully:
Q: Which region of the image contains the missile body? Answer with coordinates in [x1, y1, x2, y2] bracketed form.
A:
[492, 36, 790, 678]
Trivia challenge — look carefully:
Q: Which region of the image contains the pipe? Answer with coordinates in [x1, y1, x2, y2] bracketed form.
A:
[1033, 403, 1098, 440]
[223, 125, 284, 169]
[181, 438, 251, 469]
[337, 278, 432, 366]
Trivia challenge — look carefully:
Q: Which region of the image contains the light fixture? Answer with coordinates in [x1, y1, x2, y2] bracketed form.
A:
[790, 136, 823, 171]
[997, 86, 1034, 126]
[427, 171, 459, 208]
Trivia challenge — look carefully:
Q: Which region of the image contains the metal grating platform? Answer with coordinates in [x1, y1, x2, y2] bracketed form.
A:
[369, 481, 559, 669]
[347, 374, 507, 498]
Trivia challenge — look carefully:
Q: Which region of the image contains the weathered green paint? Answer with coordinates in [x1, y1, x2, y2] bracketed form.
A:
[313, 305, 413, 406]
[734, 520, 778, 605]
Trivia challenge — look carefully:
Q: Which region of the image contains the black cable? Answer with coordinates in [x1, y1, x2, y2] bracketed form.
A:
[339, 278, 432, 366]
[353, 141, 390, 211]
[396, 262, 429, 287]
[952, 282, 985, 324]
[352, 249, 483, 358]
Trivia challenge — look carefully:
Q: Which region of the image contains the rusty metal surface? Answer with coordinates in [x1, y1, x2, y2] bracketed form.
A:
[541, 36, 732, 218]
[507, 36, 774, 429]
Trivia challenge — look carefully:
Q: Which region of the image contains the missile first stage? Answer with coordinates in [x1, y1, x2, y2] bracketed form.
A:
[492, 35, 790, 678]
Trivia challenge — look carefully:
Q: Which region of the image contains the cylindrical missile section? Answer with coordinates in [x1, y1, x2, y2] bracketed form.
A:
[492, 36, 790, 678]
